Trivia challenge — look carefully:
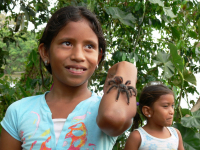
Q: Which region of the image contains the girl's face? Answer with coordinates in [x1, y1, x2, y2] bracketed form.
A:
[47, 19, 101, 87]
[150, 94, 174, 127]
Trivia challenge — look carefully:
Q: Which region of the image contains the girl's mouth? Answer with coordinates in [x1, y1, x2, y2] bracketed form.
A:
[66, 66, 87, 74]
[69, 68, 84, 72]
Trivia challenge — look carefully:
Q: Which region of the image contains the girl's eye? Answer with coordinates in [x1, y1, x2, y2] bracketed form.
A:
[172, 105, 175, 108]
[163, 105, 168, 108]
[62, 41, 72, 46]
[85, 44, 94, 50]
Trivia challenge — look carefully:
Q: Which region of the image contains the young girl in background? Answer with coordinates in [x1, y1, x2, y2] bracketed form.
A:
[124, 84, 184, 150]
[0, 6, 137, 150]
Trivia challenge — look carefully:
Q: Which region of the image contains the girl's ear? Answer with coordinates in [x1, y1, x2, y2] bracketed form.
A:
[38, 43, 49, 63]
[142, 106, 152, 118]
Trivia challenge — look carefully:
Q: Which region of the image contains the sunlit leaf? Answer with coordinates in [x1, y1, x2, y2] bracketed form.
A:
[122, 53, 126, 61]
[153, 52, 174, 78]
[168, 43, 184, 72]
[183, 69, 196, 85]
[105, 7, 136, 27]
[149, 0, 164, 7]
[181, 110, 200, 129]
[173, 123, 200, 150]
[163, 7, 176, 18]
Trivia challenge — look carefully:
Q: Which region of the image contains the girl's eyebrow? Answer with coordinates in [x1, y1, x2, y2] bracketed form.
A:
[57, 37, 98, 45]
[161, 102, 175, 105]
[161, 101, 175, 104]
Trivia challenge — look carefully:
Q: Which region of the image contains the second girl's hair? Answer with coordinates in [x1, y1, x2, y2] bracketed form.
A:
[39, 6, 106, 74]
[131, 84, 174, 131]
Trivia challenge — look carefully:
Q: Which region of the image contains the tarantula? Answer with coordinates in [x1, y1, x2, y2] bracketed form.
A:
[106, 76, 137, 105]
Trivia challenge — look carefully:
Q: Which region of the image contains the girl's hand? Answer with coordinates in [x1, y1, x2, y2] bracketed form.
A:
[103, 61, 137, 93]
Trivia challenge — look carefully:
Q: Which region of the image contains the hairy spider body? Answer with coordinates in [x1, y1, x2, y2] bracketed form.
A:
[106, 76, 137, 105]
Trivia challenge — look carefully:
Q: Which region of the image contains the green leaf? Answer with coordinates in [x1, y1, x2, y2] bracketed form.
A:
[135, 2, 142, 11]
[163, 7, 176, 18]
[171, 27, 180, 40]
[105, 7, 136, 27]
[149, 0, 164, 7]
[188, 31, 197, 39]
[183, 69, 196, 85]
[19, 86, 28, 97]
[122, 53, 126, 61]
[153, 52, 174, 78]
[0, 73, 4, 78]
[87, 0, 96, 12]
[30, 50, 38, 65]
[181, 108, 192, 117]
[176, 40, 185, 49]
[181, 110, 200, 129]
[198, 18, 200, 38]
[168, 43, 184, 72]
[173, 123, 200, 150]
[149, 0, 176, 18]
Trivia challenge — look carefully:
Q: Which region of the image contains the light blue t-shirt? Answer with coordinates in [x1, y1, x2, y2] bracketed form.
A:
[136, 127, 179, 150]
[1, 92, 117, 150]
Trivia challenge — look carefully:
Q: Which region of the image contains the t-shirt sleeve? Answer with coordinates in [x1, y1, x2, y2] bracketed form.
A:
[0, 102, 21, 141]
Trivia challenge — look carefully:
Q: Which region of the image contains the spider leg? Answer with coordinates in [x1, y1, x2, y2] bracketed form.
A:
[107, 85, 118, 94]
[125, 90, 130, 105]
[125, 80, 131, 85]
[128, 86, 137, 96]
[116, 89, 121, 101]
[120, 89, 130, 105]
[129, 89, 133, 97]
[108, 80, 116, 85]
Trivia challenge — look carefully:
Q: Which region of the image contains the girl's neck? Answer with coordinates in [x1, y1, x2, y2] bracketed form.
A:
[143, 123, 165, 131]
[46, 82, 91, 103]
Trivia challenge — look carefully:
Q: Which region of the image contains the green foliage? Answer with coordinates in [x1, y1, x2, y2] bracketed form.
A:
[173, 123, 200, 150]
[1, 31, 38, 73]
[0, 0, 200, 149]
[181, 110, 200, 129]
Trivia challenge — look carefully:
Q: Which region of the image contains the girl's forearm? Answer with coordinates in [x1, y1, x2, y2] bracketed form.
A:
[97, 61, 137, 136]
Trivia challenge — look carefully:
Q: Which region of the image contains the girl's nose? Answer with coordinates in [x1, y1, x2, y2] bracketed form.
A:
[70, 45, 85, 62]
[169, 106, 174, 115]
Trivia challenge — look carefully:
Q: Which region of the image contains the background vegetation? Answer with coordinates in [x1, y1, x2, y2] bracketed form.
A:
[0, 0, 200, 149]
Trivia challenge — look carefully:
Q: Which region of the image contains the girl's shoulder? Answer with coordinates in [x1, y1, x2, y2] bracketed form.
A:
[124, 129, 141, 150]
[129, 129, 141, 139]
[167, 126, 179, 139]
[10, 93, 46, 107]
[128, 127, 143, 142]
[5, 92, 47, 116]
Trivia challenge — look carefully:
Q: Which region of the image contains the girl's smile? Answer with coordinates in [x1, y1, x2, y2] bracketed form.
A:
[66, 65, 87, 75]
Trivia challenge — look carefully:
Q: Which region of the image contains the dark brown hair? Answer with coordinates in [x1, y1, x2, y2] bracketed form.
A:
[39, 6, 106, 74]
[131, 83, 174, 131]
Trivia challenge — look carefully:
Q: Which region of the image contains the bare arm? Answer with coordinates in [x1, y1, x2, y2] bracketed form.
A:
[96, 61, 137, 136]
[124, 130, 141, 150]
[0, 128, 22, 150]
[175, 128, 184, 150]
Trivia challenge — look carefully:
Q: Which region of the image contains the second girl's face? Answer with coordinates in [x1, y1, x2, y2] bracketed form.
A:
[151, 94, 175, 127]
[49, 19, 100, 87]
